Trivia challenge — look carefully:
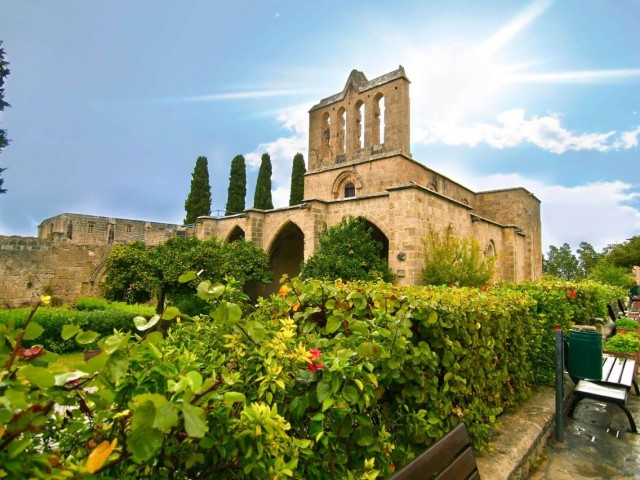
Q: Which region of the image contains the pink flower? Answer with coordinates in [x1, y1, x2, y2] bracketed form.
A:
[308, 362, 324, 373]
[309, 348, 322, 360]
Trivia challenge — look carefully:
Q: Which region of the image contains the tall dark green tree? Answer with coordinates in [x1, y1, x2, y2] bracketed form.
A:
[225, 154, 246, 215]
[184, 156, 212, 224]
[289, 152, 306, 206]
[0, 41, 10, 195]
[576, 241, 601, 276]
[253, 153, 273, 209]
[542, 243, 582, 280]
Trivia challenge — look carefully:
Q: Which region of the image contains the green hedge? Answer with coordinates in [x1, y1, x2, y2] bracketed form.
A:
[0, 304, 154, 353]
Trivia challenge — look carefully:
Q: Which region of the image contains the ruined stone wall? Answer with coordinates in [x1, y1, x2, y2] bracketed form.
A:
[475, 189, 542, 281]
[38, 213, 186, 247]
[0, 236, 112, 308]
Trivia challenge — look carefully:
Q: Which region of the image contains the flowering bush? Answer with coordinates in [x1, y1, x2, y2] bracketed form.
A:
[0, 276, 623, 478]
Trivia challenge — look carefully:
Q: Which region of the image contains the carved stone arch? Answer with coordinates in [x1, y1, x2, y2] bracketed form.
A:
[427, 182, 438, 192]
[485, 239, 496, 256]
[226, 225, 245, 242]
[266, 221, 305, 295]
[331, 171, 363, 199]
[336, 106, 346, 155]
[372, 92, 385, 146]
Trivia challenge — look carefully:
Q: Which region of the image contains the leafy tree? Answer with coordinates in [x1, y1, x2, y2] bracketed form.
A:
[421, 224, 495, 287]
[101, 237, 270, 312]
[184, 156, 212, 224]
[289, 152, 306, 206]
[542, 243, 582, 280]
[576, 241, 602, 276]
[253, 153, 273, 209]
[0, 41, 11, 194]
[225, 154, 246, 215]
[603, 236, 640, 270]
[588, 261, 636, 288]
[300, 216, 394, 282]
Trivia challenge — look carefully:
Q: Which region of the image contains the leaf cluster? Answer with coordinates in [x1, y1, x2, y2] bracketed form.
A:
[300, 216, 394, 283]
[421, 224, 495, 287]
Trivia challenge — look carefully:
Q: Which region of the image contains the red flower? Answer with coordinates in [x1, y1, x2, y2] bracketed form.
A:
[307, 362, 324, 373]
[390, 465, 396, 472]
[568, 291, 577, 298]
[17, 345, 46, 359]
[481, 285, 489, 292]
[309, 348, 322, 360]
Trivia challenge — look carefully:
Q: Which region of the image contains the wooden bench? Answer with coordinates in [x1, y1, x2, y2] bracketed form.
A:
[568, 354, 638, 433]
[390, 423, 480, 480]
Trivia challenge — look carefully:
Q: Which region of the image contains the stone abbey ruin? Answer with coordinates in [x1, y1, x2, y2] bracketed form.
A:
[0, 66, 542, 306]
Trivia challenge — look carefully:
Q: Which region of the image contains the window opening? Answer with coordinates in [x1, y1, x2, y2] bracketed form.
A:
[344, 182, 356, 198]
[66, 222, 73, 239]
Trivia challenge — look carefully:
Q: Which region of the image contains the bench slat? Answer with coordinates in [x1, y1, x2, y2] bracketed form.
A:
[435, 446, 478, 480]
[574, 381, 627, 403]
[391, 423, 479, 480]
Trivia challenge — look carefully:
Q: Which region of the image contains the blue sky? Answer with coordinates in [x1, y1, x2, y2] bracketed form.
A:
[0, 0, 639, 253]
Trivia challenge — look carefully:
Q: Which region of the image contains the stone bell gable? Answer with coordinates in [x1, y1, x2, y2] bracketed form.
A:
[308, 66, 411, 170]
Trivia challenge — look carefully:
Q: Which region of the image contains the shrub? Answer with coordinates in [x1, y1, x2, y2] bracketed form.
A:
[75, 297, 109, 311]
[615, 318, 639, 330]
[421, 224, 495, 287]
[605, 332, 640, 354]
[300, 216, 394, 282]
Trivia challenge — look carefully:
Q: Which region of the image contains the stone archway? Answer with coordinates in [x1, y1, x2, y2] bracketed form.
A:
[359, 217, 389, 261]
[227, 225, 245, 242]
[267, 221, 305, 295]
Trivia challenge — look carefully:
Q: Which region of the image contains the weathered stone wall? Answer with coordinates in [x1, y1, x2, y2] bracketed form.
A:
[0, 235, 112, 307]
[38, 213, 187, 246]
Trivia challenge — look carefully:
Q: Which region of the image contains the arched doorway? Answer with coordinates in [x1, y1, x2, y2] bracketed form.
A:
[359, 217, 389, 261]
[227, 226, 245, 242]
[267, 222, 304, 295]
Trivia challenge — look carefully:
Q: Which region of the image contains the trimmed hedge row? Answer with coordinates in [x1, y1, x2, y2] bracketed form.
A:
[0, 303, 154, 353]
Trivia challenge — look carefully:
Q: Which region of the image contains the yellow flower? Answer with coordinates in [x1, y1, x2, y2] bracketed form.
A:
[40, 295, 52, 306]
[86, 438, 118, 473]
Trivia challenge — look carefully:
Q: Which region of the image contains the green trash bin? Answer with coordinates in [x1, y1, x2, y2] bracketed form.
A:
[567, 329, 602, 381]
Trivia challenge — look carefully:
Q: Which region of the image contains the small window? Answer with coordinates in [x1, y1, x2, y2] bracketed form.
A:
[66, 222, 73, 239]
[88, 224, 94, 233]
[126, 225, 132, 233]
[344, 182, 355, 198]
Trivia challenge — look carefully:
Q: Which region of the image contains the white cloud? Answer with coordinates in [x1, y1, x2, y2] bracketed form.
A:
[245, 104, 310, 207]
[472, 173, 640, 251]
[415, 109, 640, 154]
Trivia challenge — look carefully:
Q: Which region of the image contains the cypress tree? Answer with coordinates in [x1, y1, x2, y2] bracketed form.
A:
[289, 152, 306, 206]
[0, 41, 10, 194]
[225, 154, 246, 215]
[253, 153, 273, 209]
[184, 156, 212, 224]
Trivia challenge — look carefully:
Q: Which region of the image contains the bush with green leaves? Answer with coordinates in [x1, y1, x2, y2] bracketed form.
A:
[615, 318, 639, 330]
[605, 332, 640, 354]
[421, 224, 495, 287]
[102, 236, 271, 311]
[0, 275, 623, 478]
[300, 216, 394, 283]
[75, 296, 109, 311]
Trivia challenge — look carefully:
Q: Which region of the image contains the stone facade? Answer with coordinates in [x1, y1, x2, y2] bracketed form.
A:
[0, 236, 113, 307]
[0, 66, 543, 306]
[195, 67, 542, 293]
[37, 213, 187, 246]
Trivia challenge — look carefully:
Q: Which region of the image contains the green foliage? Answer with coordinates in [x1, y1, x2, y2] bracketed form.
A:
[603, 236, 640, 270]
[615, 318, 639, 330]
[101, 236, 271, 310]
[542, 243, 583, 280]
[75, 296, 109, 311]
[0, 41, 10, 193]
[253, 153, 274, 209]
[605, 332, 640, 354]
[577, 241, 601, 276]
[588, 260, 636, 288]
[0, 274, 625, 478]
[289, 152, 306, 206]
[421, 224, 495, 287]
[225, 154, 247, 215]
[300, 216, 394, 282]
[184, 156, 212, 224]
